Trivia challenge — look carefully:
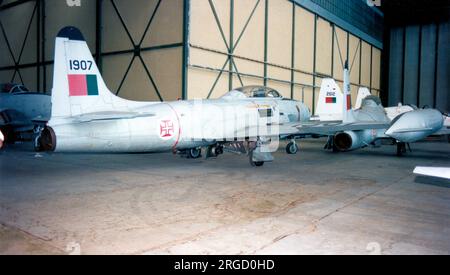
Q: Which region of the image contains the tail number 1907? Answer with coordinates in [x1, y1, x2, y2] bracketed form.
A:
[69, 60, 93, 71]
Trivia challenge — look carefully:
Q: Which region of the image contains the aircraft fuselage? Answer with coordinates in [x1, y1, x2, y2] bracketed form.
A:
[47, 98, 309, 153]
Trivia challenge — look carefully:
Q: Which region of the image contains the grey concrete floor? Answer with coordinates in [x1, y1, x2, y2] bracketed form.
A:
[0, 138, 449, 255]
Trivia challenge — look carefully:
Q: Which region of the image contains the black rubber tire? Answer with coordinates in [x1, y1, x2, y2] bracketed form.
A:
[188, 148, 202, 159]
[251, 161, 265, 167]
[211, 146, 223, 157]
[249, 150, 265, 167]
[286, 142, 298, 155]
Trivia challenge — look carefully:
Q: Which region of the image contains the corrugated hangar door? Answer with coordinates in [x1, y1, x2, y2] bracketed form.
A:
[43, 0, 97, 93]
[387, 22, 449, 112]
[0, 0, 40, 91]
[187, 0, 383, 113]
[0, 0, 184, 102]
[101, 0, 184, 101]
[1, 0, 383, 107]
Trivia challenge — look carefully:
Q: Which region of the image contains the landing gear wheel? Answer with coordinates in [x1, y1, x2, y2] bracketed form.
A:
[249, 150, 264, 167]
[211, 145, 223, 156]
[286, 142, 299, 155]
[250, 160, 265, 167]
[396, 142, 407, 157]
[188, 148, 202, 159]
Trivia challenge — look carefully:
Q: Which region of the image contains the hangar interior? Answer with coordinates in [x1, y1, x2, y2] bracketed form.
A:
[0, 0, 449, 255]
[0, 0, 385, 114]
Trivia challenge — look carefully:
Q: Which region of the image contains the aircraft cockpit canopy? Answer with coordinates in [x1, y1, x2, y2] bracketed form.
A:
[361, 95, 383, 108]
[0, 83, 30, 94]
[222, 86, 282, 100]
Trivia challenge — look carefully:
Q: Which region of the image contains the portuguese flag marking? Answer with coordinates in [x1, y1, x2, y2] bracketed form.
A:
[68, 74, 99, 97]
[326, 97, 337, 104]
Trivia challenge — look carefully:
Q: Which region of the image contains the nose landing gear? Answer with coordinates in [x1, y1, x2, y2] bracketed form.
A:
[187, 147, 202, 159]
[206, 145, 224, 158]
[286, 140, 299, 155]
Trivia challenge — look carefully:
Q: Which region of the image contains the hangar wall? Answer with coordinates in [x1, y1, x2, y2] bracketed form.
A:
[187, 0, 383, 113]
[0, 0, 184, 101]
[387, 21, 450, 112]
[0, 0, 383, 113]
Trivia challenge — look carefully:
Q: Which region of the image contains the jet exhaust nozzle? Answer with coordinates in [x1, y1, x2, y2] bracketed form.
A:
[334, 130, 376, 151]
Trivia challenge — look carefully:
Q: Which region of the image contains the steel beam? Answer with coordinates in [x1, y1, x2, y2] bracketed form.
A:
[96, 0, 103, 72]
[263, 0, 268, 86]
[182, 0, 190, 100]
[312, 14, 317, 114]
[290, 2, 295, 99]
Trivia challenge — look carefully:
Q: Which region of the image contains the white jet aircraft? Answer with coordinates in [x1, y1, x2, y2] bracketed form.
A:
[37, 27, 311, 166]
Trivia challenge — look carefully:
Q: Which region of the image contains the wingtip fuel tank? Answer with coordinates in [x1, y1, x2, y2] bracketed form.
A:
[385, 109, 444, 142]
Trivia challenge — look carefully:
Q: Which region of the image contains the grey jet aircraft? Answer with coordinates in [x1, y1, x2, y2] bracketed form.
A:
[0, 83, 51, 145]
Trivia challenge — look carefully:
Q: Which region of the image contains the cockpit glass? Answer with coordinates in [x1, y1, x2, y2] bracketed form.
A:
[234, 86, 281, 98]
[1, 84, 29, 94]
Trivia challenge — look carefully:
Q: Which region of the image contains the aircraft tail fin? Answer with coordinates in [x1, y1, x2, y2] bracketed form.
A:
[51, 26, 130, 119]
[315, 79, 343, 121]
[355, 87, 372, 109]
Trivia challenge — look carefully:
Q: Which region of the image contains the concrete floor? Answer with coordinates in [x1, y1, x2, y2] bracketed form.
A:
[0, 138, 449, 255]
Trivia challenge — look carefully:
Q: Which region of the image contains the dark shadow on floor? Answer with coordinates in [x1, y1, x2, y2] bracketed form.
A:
[414, 176, 450, 188]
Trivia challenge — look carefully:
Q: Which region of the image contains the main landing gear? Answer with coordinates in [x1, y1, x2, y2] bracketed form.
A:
[324, 136, 340, 153]
[205, 145, 224, 158]
[286, 141, 299, 155]
[187, 147, 202, 159]
[396, 142, 411, 157]
[248, 140, 274, 167]
[249, 150, 265, 167]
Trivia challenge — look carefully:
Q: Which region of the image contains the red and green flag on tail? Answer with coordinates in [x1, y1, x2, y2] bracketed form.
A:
[326, 97, 337, 104]
[68, 74, 99, 96]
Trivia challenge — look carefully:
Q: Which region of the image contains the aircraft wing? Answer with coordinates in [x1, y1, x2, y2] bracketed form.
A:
[70, 111, 155, 123]
[414, 167, 450, 180]
[290, 121, 390, 136]
[232, 121, 390, 139]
